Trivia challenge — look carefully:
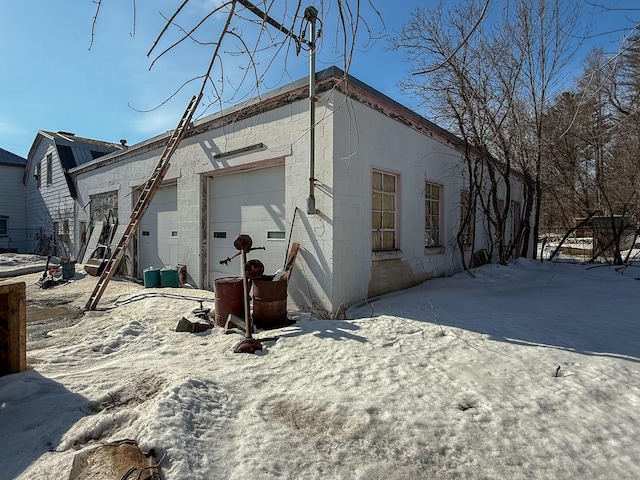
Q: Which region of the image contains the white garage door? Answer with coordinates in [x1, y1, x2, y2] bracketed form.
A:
[209, 165, 286, 286]
[138, 184, 178, 274]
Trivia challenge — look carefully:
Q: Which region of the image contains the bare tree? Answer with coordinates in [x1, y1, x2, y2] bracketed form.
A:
[90, 0, 385, 113]
[540, 36, 640, 265]
[392, 0, 581, 265]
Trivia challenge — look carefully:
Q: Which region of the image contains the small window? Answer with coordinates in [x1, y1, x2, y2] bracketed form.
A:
[213, 232, 227, 239]
[425, 182, 442, 247]
[267, 231, 286, 239]
[61, 219, 70, 242]
[0, 217, 7, 236]
[171, 231, 178, 237]
[142, 231, 150, 236]
[46, 153, 53, 186]
[372, 170, 397, 251]
[36, 162, 42, 188]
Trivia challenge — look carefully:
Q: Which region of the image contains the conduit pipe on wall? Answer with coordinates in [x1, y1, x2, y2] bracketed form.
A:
[305, 6, 318, 215]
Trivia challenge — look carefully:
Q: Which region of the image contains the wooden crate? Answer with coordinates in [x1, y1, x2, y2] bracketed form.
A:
[0, 282, 26, 376]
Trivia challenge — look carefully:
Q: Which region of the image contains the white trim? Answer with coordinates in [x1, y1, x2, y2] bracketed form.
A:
[371, 249, 402, 261]
[196, 145, 290, 175]
[203, 156, 285, 178]
[371, 167, 401, 252]
[89, 184, 121, 196]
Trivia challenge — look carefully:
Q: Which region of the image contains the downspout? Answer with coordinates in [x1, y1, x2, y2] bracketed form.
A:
[305, 6, 318, 215]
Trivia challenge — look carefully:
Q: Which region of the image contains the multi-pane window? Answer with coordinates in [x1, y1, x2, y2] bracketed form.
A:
[425, 182, 441, 247]
[36, 162, 42, 188]
[0, 216, 7, 236]
[460, 189, 474, 246]
[46, 153, 53, 186]
[372, 170, 397, 251]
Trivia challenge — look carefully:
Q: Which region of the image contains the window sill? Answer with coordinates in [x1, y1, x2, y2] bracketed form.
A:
[424, 246, 445, 255]
[371, 249, 402, 261]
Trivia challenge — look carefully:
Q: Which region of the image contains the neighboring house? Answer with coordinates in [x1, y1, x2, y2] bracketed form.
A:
[70, 67, 525, 315]
[24, 131, 125, 258]
[0, 147, 27, 253]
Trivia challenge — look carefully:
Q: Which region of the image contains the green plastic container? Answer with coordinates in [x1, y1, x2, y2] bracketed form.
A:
[143, 267, 161, 288]
[61, 261, 76, 280]
[160, 267, 179, 288]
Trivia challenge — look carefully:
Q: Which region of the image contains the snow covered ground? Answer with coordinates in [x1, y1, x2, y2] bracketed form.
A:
[1, 255, 639, 479]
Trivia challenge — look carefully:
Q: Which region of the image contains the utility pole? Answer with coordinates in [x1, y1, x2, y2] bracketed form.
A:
[236, 0, 319, 215]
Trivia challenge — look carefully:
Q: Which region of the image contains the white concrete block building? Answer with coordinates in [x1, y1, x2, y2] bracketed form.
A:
[70, 67, 525, 314]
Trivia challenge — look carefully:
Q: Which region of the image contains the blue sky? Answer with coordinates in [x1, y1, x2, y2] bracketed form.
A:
[1, 1, 637, 159]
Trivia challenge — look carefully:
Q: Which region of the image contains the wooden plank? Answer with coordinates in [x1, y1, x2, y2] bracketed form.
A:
[81, 221, 104, 264]
[109, 224, 128, 249]
[283, 242, 299, 281]
[0, 282, 26, 376]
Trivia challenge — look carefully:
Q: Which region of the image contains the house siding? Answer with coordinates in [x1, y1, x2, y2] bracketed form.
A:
[25, 141, 76, 257]
[0, 164, 27, 252]
[25, 133, 122, 259]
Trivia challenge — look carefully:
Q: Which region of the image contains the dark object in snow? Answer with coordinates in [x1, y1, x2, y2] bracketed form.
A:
[84, 245, 110, 277]
[234, 337, 263, 353]
[458, 401, 476, 411]
[554, 365, 561, 377]
[67, 439, 160, 480]
[192, 300, 211, 321]
[37, 255, 67, 289]
[175, 317, 213, 334]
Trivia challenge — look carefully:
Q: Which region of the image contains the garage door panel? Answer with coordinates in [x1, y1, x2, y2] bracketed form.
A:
[209, 166, 285, 285]
[139, 185, 178, 273]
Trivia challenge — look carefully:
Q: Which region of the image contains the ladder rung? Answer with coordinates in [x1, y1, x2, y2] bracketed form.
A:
[86, 93, 201, 310]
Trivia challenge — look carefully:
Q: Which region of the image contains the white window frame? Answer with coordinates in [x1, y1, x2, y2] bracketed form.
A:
[425, 181, 443, 248]
[372, 169, 399, 252]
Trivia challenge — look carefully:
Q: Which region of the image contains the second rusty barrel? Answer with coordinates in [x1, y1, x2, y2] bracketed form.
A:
[251, 275, 288, 328]
[213, 277, 244, 327]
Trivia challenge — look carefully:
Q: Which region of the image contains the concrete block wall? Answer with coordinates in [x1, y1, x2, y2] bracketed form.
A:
[72, 80, 526, 313]
[170, 92, 336, 311]
[74, 148, 180, 266]
[330, 91, 468, 307]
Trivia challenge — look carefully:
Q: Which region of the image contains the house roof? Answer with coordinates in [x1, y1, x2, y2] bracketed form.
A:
[31, 131, 126, 167]
[70, 66, 473, 176]
[0, 147, 26, 167]
[24, 130, 127, 196]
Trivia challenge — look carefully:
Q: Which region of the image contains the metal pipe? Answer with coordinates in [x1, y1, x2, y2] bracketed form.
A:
[305, 6, 318, 215]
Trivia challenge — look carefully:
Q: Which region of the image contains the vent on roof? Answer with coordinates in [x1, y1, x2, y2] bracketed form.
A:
[57, 131, 75, 136]
[120, 139, 127, 146]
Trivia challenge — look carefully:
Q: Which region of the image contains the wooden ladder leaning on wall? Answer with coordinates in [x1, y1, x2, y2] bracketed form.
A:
[85, 94, 202, 311]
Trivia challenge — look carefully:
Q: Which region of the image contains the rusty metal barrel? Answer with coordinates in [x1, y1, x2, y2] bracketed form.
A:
[213, 277, 244, 327]
[251, 275, 288, 328]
